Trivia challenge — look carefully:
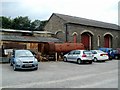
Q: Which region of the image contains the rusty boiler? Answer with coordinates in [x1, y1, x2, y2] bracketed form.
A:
[54, 43, 84, 52]
[45, 43, 84, 53]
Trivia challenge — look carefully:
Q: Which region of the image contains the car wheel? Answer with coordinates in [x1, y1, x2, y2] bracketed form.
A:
[64, 57, 67, 62]
[77, 59, 81, 64]
[89, 61, 92, 64]
[94, 57, 98, 62]
[115, 56, 118, 59]
[13, 64, 17, 71]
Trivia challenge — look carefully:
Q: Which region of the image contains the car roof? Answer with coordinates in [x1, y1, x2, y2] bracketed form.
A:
[14, 49, 29, 51]
[71, 50, 91, 52]
[91, 50, 101, 51]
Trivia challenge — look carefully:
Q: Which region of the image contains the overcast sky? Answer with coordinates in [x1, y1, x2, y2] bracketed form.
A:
[1, 0, 119, 25]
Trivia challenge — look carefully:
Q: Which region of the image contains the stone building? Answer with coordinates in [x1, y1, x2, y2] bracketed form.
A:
[44, 13, 120, 50]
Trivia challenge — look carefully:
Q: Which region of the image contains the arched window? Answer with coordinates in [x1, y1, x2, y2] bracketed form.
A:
[97, 35, 100, 47]
[73, 34, 77, 43]
[72, 32, 78, 43]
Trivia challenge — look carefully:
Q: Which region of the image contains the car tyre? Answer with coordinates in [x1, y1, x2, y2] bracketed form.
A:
[94, 57, 98, 62]
[115, 56, 118, 59]
[64, 57, 67, 62]
[77, 59, 81, 64]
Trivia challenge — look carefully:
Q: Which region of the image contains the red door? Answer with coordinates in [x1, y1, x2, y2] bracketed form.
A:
[81, 34, 90, 49]
[104, 35, 110, 48]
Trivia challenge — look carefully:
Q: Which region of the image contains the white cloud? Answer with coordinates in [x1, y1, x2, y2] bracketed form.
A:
[1, 0, 119, 24]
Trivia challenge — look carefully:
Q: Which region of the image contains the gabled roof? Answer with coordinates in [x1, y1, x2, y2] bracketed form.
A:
[54, 13, 119, 30]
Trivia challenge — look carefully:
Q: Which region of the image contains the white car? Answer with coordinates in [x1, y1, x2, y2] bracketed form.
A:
[91, 50, 108, 62]
[63, 50, 93, 64]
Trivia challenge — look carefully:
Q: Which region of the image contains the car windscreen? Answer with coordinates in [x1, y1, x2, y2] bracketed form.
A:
[15, 50, 33, 57]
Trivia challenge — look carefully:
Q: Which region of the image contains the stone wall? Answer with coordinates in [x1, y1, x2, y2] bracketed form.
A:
[66, 24, 120, 49]
[44, 14, 67, 42]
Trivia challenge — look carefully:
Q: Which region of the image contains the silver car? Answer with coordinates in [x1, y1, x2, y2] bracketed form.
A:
[63, 50, 93, 64]
[10, 50, 38, 71]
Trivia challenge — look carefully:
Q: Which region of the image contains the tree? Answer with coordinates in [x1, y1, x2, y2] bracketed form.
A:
[1, 16, 48, 31]
[30, 20, 41, 31]
[1, 16, 12, 29]
[40, 20, 48, 30]
[12, 16, 31, 30]
[30, 20, 48, 31]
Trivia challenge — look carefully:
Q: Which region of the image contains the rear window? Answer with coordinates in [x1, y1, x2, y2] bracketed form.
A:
[83, 51, 92, 54]
[97, 50, 104, 53]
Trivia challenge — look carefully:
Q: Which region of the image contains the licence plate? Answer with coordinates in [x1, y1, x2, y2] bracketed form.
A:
[25, 64, 32, 66]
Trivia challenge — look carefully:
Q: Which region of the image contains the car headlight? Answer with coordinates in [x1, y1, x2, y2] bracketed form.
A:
[34, 58, 38, 64]
[16, 60, 22, 65]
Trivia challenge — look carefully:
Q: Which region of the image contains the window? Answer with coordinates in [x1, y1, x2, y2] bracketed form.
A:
[75, 51, 80, 54]
[73, 34, 77, 43]
[97, 36, 100, 47]
[91, 51, 97, 54]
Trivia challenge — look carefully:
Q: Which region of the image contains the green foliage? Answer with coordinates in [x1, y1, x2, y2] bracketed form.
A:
[40, 20, 48, 30]
[30, 20, 41, 31]
[12, 16, 31, 30]
[0, 16, 48, 31]
[31, 20, 48, 31]
[1, 16, 12, 29]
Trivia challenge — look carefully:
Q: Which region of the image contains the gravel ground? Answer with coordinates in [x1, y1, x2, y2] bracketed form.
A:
[1, 60, 119, 88]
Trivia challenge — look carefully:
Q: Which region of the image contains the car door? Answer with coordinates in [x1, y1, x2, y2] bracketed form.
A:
[91, 50, 97, 58]
[72, 50, 80, 61]
[67, 51, 74, 61]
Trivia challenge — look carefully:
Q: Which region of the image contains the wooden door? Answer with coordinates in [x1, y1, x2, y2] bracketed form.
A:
[81, 34, 90, 49]
[104, 35, 110, 48]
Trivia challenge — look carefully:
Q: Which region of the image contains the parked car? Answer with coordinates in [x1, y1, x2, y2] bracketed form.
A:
[112, 49, 120, 59]
[91, 50, 108, 62]
[63, 50, 93, 64]
[99, 48, 113, 60]
[10, 49, 38, 71]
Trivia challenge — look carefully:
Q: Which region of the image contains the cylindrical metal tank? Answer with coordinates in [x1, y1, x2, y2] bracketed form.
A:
[55, 43, 84, 52]
[47, 42, 84, 53]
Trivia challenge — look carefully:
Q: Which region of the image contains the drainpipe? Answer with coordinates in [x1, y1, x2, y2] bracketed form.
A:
[65, 23, 68, 42]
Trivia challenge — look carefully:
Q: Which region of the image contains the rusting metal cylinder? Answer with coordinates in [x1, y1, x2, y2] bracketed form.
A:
[55, 43, 84, 52]
[47, 43, 84, 53]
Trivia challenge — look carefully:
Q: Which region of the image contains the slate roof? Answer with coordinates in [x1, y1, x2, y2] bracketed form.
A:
[54, 13, 119, 30]
[1, 34, 61, 43]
